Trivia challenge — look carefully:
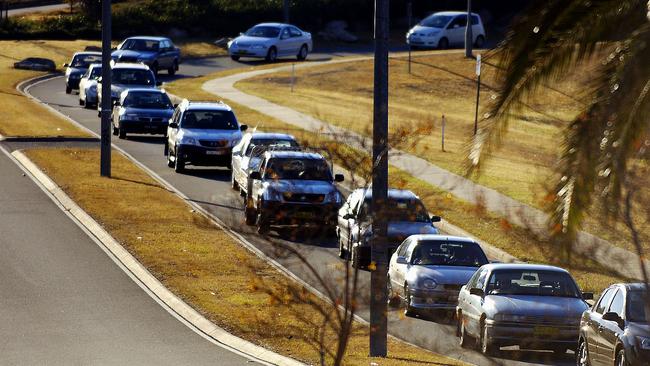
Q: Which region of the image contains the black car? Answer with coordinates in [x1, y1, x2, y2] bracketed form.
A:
[13, 57, 56, 72]
[112, 88, 175, 139]
[112, 36, 181, 76]
[63, 51, 102, 93]
[578, 283, 649, 366]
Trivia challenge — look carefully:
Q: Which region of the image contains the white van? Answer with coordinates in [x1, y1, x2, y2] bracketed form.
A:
[406, 11, 486, 49]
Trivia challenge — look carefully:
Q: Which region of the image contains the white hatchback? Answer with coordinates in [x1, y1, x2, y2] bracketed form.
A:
[406, 11, 486, 49]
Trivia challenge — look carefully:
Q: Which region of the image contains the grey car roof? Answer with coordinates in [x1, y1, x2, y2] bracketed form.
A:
[254, 22, 292, 28]
[428, 11, 481, 17]
[112, 62, 151, 70]
[617, 283, 649, 291]
[73, 51, 102, 57]
[179, 100, 232, 112]
[124, 88, 167, 94]
[266, 151, 323, 160]
[124, 36, 170, 42]
[481, 263, 569, 273]
[406, 234, 477, 243]
[250, 132, 296, 140]
[355, 188, 421, 201]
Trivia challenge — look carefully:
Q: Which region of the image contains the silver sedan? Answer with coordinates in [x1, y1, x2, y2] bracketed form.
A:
[228, 23, 313, 62]
[456, 263, 593, 356]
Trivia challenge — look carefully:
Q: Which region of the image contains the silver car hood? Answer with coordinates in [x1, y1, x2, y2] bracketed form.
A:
[233, 35, 275, 46]
[181, 129, 242, 142]
[407, 265, 478, 285]
[265, 180, 335, 195]
[485, 295, 589, 318]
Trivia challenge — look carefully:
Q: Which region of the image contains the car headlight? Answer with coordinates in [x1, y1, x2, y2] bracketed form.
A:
[494, 314, 528, 322]
[420, 279, 438, 289]
[325, 191, 342, 204]
[250, 44, 267, 50]
[180, 137, 198, 146]
[638, 336, 650, 350]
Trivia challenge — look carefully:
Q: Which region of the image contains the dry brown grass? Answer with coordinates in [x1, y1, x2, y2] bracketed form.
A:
[25, 147, 467, 366]
[0, 40, 93, 137]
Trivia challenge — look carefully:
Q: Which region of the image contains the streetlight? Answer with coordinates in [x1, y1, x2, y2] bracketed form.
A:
[100, 0, 111, 177]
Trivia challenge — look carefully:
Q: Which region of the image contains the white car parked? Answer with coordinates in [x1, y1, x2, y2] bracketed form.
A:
[228, 23, 313, 62]
[78, 63, 101, 109]
[406, 11, 486, 49]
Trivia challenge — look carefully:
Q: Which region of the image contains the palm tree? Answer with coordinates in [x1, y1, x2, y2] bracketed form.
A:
[468, 0, 650, 265]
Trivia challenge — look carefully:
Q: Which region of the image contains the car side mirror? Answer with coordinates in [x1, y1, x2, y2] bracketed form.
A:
[582, 292, 594, 300]
[342, 213, 353, 220]
[240, 124, 248, 131]
[602, 312, 624, 328]
[396, 256, 408, 265]
[169, 122, 178, 129]
[430, 215, 441, 223]
[63, 63, 69, 68]
[470, 288, 485, 297]
[250, 171, 261, 180]
[334, 174, 344, 182]
[173, 103, 179, 109]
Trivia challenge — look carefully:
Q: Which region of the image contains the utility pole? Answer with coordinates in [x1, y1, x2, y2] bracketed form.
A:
[465, 0, 473, 58]
[283, 0, 289, 23]
[100, 0, 111, 177]
[474, 54, 481, 135]
[407, 1, 412, 74]
[370, 0, 389, 358]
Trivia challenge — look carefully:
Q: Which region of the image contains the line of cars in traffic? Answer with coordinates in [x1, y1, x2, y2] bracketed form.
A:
[62, 33, 648, 366]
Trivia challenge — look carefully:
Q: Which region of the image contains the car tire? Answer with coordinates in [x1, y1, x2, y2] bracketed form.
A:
[480, 321, 497, 356]
[166, 148, 174, 168]
[576, 340, 590, 366]
[231, 174, 239, 190]
[387, 276, 400, 308]
[244, 203, 256, 226]
[174, 148, 185, 173]
[79, 98, 84, 106]
[297, 45, 308, 61]
[337, 235, 348, 259]
[118, 127, 126, 139]
[265, 47, 278, 63]
[404, 284, 416, 317]
[615, 348, 628, 366]
[168, 60, 177, 76]
[112, 124, 118, 136]
[438, 37, 449, 50]
[474, 35, 485, 48]
[230, 55, 240, 61]
[256, 203, 270, 234]
[458, 318, 472, 348]
[84, 100, 93, 109]
[65, 86, 72, 94]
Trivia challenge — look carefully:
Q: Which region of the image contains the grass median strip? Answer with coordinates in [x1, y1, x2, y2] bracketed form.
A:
[25, 147, 467, 366]
[166, 70, 629, 293]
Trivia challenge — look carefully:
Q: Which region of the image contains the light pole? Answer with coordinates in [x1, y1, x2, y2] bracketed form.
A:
[370, 0, 389, 358]
[100, 0, 111, 177]
[283, 0, 289, 23]
[465, 0, 473, 58]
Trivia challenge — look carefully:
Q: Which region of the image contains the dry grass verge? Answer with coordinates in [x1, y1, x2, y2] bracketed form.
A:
[166, 71, 629, 293]
[25, 147, 467, 366]
[0, 40, 93, 137]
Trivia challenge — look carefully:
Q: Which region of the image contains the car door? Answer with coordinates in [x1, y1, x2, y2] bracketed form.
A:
[598, 288, 625, 364]
[588, 287, 616, 365]
[289, 26, 304, 54]
[338, 191, 360, 252]
[277, 27, 293, 56]
[464, 267, 488, 337]
[167, 109, 181, 151]
[231, 135, 249, 184]
[390, 239, 412, 295]
[156, 40, 170, 69]
[446, 15, 467, 45]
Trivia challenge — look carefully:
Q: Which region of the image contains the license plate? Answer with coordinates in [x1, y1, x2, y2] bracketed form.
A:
[205, 150, 225, 155]
[295, 211, 314, 219]
[533, 326, 560, 337]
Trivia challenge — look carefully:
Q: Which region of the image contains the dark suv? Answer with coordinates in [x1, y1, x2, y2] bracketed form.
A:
[577, 283, 649, 366]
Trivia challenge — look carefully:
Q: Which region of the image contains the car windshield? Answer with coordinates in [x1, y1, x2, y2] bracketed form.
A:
[265, 158, 332, 181]
[245, 26, 281, 38]
[486, 269, 581, 298]
[123, 92, 172, 109]
[121, 39, 160, 52]
[112, 69, 155, 86]
[419, 14, 453, 28]
[361, 197, 430, 222]
[627, 290, 650, 323]
[411, 241, 489, 267]
[181, 110, 238, 130]
[88, 66, 101, 79]
[71, 54, 101, 68]
[246, 138, 298, 155]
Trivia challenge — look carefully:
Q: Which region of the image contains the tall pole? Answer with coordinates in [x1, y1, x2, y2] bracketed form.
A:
[407, 1, 412, 74]
[464, 0, 473, 58]
[474, 54, 481, 135]
[100, 0, 111, 177]
[370, 0, 389, 358]
[283, 0, 289, 23]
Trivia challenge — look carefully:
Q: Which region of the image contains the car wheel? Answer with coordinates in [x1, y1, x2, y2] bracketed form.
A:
[84, 100, 93, 109]
[79, 98, 84, 106]
[404, 284, 416, 317]
[166, 148, 174, 168]
[168, 61, 177, 76]
[297, 45, 308, 61]
[265, 47, 278, 62]
[112, 124, 118, 136]
[480, 321, 497, 356]
[576, 340, 590, 366]
[615, 348, 628, 366]
[256, 202, 270, 234]
[244, 201, 256, 226]
[474, 35, 485, 48]
[231, 174, 239, 190]
[174, 148, 185, 173]
[438, 37, 449, 50]
[230, 55, 240, 61]
[65, 86, 72, 94]
[118, 127, 126, 139]
[387, 276, 400, 308]
[458, 317, 472, 348]
[338, 234, 348, 259]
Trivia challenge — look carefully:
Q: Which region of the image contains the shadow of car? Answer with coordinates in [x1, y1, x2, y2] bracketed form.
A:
[13, 57, 56, 72]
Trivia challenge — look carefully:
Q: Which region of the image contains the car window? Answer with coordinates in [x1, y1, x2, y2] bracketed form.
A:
[627, 290, 649, 323]
[475, 268, 488, 289]
[448, 16, 467, 29]
[281, 28, 290, 39]
[180, 110, 238, 130]
[265, 157, 332, 181]
[121, 39, 160, 52]
[397, 240, 410, 257]
[471, 15, 479, 25]
[466, 268, 483, 289]
[245, 26, 281, 38]
[245, 138, 298, 156]
[289, 27, 302, 37]
[608, 289, 625, 317]
[485, 269, 581, 298]
[71, 54, 101, 68]
[410, 241, 488, 267]
[112, 69, 155, 86]
[595, 288, 616, 314]
[123, 92, 172, 109]
[90, 66, 102, 79]
[351, 191, 365, 216]
[419, 14, 453, 28]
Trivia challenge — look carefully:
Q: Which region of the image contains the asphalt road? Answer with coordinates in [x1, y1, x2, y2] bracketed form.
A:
[24, 58, 573, 366]
[0, 148, 261, 365]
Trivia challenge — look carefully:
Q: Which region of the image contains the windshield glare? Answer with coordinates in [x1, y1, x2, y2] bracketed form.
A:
[124, 92, 172, 109]
[265, 158, 332, 181]
[121, 39, 160, 52]
[245, 26, 281, 38]
[486, 270, 581, 298]
[419, 15, 452, 28]
[412, 241, 488, 267]
[628, 290, 649, 323]
[71, 54, 101, 68]
[246, 139, 298, 155]
[181, 110, 238, 130]
[361, 197, 430, 222]
[112, 69, 155, 86]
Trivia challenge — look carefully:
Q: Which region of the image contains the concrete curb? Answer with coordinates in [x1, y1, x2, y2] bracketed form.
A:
[10, 149, 303, 366]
